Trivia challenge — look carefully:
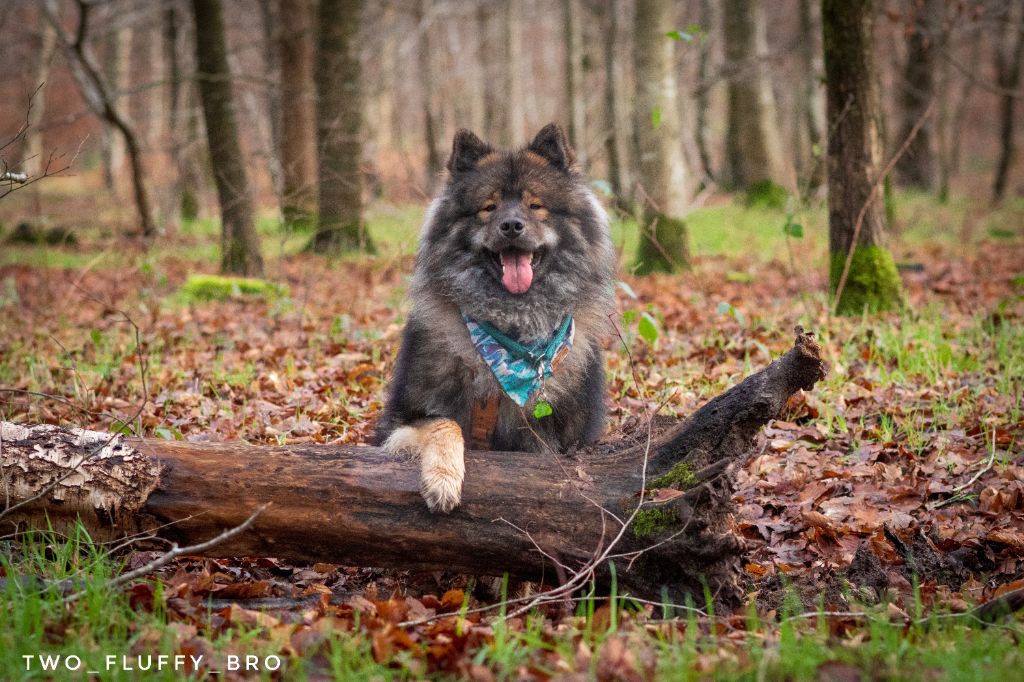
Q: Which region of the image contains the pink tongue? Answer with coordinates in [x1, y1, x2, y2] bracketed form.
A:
[500, 251, 534, 294]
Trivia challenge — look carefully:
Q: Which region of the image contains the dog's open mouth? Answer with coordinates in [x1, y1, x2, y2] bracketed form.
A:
[490, 248, 542, 294]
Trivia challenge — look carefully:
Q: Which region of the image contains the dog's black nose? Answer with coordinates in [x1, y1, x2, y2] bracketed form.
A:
[499, 220, 525, 237]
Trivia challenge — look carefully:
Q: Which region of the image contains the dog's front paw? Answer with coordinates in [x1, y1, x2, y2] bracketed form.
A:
[420, 462, 464, 513]
[419, 419, 465, 513]
[383, 420, 465, 513]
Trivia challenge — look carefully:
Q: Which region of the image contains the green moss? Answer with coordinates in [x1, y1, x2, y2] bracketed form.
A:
[830, 245, 903, 316]
[282, 207, 316, 233]
[180, 190, 199, 222]
[177, 274, 287, 302]
[651, 462, 697, 490]
[634, 213, 690, 275]
[632, 506, 680, 539]
[745, 180, 788, 209]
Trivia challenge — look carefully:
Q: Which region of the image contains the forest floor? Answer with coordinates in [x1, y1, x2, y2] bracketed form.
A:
[1, 185, 1023, 680]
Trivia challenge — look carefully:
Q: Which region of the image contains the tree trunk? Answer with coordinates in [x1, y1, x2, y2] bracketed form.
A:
[41, 0, 157, 239]
[796, 0, 826, 194]
[723, 0, 785, 194]
[277, 0, 318, 230]
[694, 0, 717, 186]
[563, 0, 587, 168]
[822, 0, 902, 315]
[22, 19, 57, 180]
[192, 0, 264, 276]
[992, 0, 1024, 204]
[477, 3, 499, 144]
[163, 3, 184, 231]
[0, 330, 828, 608]
[99, 22, 130, 193]
[417, 0, 443, 194]
[632, 0, 690, 275]
[936, 37, 979, 203]
[504, 0, 525, 147]
[601, 0, 631, 207]
[312, 0, 373, 254]
[893, 0, 942, 191]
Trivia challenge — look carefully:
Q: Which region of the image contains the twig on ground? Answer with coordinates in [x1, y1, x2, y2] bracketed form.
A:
[928, 428, 997, 510]
[63, 504, 269, 604]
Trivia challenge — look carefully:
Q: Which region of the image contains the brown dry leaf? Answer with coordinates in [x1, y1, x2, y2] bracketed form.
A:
[986, 529, 1024, 553]
[440, 589, 465, 612]
[595, 636, 642, 682]
[801, 510, 833, 530]
[371, 624, 416, 663]
[227, 603, 280, 630]
[214, 580, 271, 599]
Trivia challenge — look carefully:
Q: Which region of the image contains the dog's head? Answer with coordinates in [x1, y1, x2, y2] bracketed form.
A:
[416, 124, 614, 338]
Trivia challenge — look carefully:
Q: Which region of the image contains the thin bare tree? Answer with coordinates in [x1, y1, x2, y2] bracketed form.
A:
[191, 0, 264, 276]
[893, 0, 943, 190]
[40, 0, 157, 238]
[277, 0, 317, 229]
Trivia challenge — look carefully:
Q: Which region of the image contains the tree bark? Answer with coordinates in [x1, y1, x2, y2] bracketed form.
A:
[0, 330, 827, 608]
[563, 0, 587, 168]
[192, 0, 264, 276]
[893, 0, 942, 191]
[477, 2, 499, 144]
[417, 0, 443, 194]
[796, 0, 826, 194]
[632, 0, 690, 274]
[992, 0, 1024, 204]
[22, 18, 57, 180]
[99, 20, 130, 193]
[503, 0, 525, 147]
[723, 0, 785, 193]
[822, 0, 902, 315]
[601, 0, 631, 207]
[312, 0, 373, 254]
[694, 0, 717, 186]
[277, 0, 318, 229]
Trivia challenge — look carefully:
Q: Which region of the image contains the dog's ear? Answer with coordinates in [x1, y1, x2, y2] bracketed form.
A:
[447, 129, 492, 174]
[527, 123, 576, 171]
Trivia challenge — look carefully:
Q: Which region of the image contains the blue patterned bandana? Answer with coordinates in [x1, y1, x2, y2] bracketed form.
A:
[463, 313, 575, 406]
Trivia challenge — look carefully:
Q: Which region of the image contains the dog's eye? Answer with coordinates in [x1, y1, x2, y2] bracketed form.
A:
[529, 203, 543, 211]
[481, 203, 497, 213]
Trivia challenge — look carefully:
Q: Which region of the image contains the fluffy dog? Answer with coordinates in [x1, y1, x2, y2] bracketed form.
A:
[373, 123, 615, 512]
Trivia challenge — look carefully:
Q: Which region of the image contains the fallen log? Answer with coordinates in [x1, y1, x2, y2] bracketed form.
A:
[0, 328, 827, 606]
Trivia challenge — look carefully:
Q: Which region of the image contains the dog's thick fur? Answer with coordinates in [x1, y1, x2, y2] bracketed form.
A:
[373, 123, 615, 512]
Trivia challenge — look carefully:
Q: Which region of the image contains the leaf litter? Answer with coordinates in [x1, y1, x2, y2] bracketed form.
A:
[1, 239, 1022, 677]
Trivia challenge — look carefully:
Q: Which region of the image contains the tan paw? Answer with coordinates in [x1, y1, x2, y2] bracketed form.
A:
[383, 420, 465, 513]
[418, 419, 465, 513]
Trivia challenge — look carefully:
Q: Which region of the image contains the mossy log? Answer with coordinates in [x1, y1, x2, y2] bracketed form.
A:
[0, 330, 827, 607]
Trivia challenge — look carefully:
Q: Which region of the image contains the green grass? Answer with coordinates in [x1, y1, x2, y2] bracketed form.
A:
[4, 506, 1024, 679]
[1, 524, 181, 681]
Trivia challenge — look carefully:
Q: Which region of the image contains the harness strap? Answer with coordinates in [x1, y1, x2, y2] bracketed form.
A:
[469, 394, 500, 450]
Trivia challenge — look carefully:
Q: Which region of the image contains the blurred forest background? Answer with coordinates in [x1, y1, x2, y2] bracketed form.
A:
[3, 3, 1024, 676]
[1, 0, 1022, 281]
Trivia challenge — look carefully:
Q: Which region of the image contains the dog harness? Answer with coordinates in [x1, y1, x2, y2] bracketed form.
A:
[463, 313, 574, 448]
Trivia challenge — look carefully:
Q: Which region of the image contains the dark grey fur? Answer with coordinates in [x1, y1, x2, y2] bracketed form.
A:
[373, 124, 616, 452]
